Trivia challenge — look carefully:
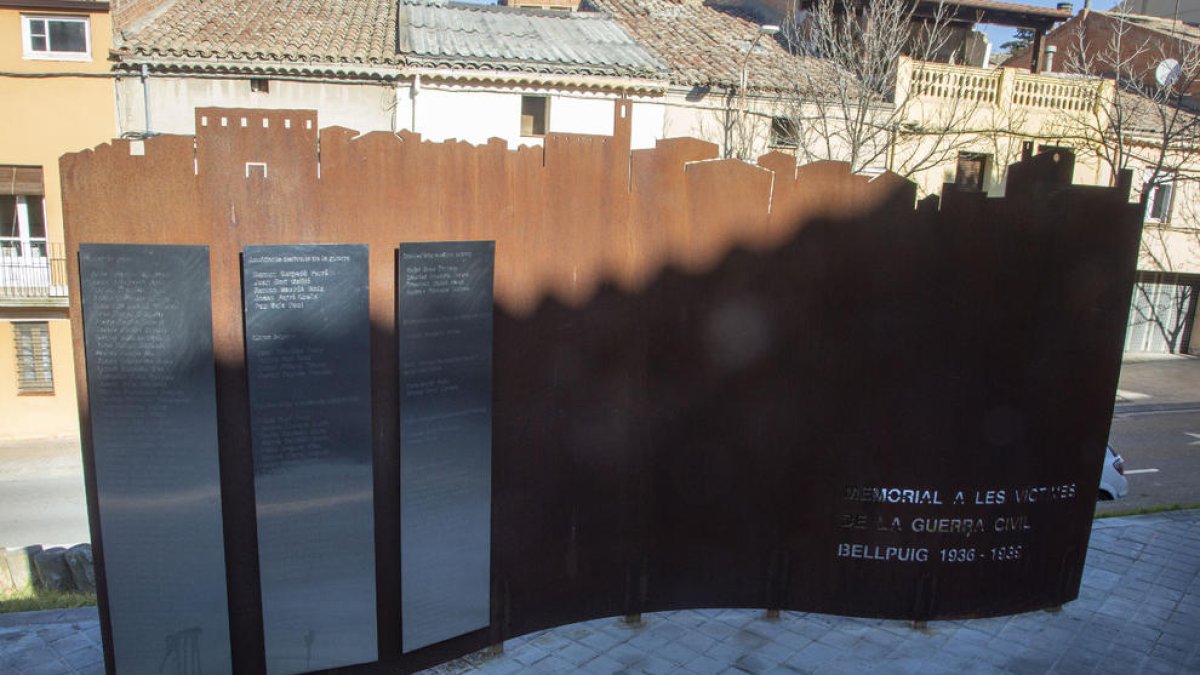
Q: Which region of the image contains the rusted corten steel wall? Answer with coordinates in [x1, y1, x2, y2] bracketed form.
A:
[61, 101, 1142, 674]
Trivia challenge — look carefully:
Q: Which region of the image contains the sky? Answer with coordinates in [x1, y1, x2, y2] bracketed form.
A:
[980, 0, 1125, 52]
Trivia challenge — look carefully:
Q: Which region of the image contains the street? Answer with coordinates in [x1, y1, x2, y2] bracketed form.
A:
[1101, 355, 1200, 515]
[1105, 406, 1200, 512]
[0, 436, 89, 548]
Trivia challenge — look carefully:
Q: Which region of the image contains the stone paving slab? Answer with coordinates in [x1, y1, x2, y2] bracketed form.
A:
[1, 510, 1197, 674]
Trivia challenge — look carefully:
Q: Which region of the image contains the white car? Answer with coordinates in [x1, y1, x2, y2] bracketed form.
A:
[1099, 445, 1129, 500]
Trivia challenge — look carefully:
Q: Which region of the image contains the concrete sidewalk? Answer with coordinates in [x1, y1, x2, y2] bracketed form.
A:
[2, 510, 1197, 674]
[1115, 354, 1200, 412]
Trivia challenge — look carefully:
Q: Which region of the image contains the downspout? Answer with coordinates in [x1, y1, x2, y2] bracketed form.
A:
[410, 74, 420, 133]
[141, 64, 152, 135]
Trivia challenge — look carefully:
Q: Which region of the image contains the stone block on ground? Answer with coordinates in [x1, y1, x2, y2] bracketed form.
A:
[5, 545, 43, 593]
[65, 544, 95, 594]
[33, 547, 73, 592]
[0, 549, 14, 594]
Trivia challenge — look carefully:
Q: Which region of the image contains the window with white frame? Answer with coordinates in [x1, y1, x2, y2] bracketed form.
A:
[1144, 171, 1175, 223]
[1, 194, 48, 260]
[13, 322, 54, 394]
[22, 15, 90, 61]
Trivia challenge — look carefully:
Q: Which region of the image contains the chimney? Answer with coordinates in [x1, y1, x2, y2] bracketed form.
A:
[1056, 2, 1073, 10]
[1044, 45, 1057, 72]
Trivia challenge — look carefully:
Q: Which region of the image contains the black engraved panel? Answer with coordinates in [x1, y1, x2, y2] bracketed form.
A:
[78, 244, 232, 675]
[243, 245, 376, 674]
[398, 241, 495, 653]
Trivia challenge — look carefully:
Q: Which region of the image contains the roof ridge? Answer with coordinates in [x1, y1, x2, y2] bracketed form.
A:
[402, 0, 611, 19]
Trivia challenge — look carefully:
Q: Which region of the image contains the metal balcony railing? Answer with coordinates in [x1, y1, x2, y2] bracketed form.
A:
[0, 242, 68, 303]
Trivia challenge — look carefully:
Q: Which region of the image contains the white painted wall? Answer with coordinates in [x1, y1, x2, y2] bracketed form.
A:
[411, 87, 663, 149]
[409, 88, 525, 145]
[117, 76, 396, 137]
[121, 75, 666, 151]
[629, 101, 664, 150]
[549, 95, 614, 137]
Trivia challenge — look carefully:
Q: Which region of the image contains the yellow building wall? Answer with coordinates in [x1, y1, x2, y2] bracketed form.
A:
[1, 6, 114, 439]
[0, 319, 79, 439]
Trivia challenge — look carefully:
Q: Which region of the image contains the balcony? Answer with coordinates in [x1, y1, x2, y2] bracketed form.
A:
[900, 58, 1111, 118]
[1, 243, 69, 308]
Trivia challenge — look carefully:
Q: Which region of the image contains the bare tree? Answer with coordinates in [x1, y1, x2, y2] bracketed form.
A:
[763, 0, 1006, 180]
[1058, 15, 1200, 352]
[1058, 16, 1200, 191]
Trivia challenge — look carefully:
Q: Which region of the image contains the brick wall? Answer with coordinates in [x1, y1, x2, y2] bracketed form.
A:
[1008, 12, 1200, 98]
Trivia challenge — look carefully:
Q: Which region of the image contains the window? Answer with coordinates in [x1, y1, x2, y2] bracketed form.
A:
[13, 322, 53, 394]
[954, 153, 990, 192]
[250, 78, 270, 93]
[22, 15, 90, 61]
[1, 194, 48, 260]
[1145, 175, 1174, 223]
[769, 117, 799, 148]
[1037, 144, 1070, 158]
[521, 96, 549, 137]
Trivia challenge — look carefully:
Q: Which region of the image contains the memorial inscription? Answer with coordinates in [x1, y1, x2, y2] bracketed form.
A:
[243, 245, 377, 675]
[834, 481, 1078, 566]
[79, 244, 232, 675]
[398, 241, 495, 653]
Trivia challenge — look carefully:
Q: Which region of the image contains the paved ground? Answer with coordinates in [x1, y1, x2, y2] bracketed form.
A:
[1115, 353, 1200, 409]
[2, 509, 1197, 674]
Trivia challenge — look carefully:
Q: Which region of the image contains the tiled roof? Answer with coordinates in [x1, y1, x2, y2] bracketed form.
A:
[584, 0, 835, 93]
[118, 0, 666, 81]
[946, 0, 1070, 20]
[1109, 11, 1200, 43]
[119, 0, 400, 68]
[399, 0, 667, 79]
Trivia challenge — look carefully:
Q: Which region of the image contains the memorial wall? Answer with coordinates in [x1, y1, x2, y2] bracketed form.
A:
[62, 104, 1143, 674]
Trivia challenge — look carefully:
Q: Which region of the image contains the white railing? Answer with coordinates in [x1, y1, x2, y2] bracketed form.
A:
[1011, 73, 1101, 112]
[0, 243, 68, 302]
[903, 58, 1106, 115]
[908, 63, 1001, 104]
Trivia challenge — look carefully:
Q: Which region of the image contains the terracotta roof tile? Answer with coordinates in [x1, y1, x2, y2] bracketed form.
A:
[585, 0, 833, 92]
[120, 0, 666, 80]
[121, 0, 401, 67]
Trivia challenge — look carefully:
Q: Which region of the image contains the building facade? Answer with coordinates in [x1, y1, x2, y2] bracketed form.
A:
[1, 0, 115, 439]
[109, 0, 668, 147]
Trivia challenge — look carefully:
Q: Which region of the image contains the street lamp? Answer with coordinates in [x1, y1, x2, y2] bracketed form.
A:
[735, 24, 780, 157]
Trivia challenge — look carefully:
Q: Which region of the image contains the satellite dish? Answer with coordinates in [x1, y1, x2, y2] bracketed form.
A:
[1156, 59, 1182, 88]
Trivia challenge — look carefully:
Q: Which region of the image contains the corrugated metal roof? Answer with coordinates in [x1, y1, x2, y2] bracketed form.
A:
[117, 0, 666, 82]
[398, 0, 667, 79]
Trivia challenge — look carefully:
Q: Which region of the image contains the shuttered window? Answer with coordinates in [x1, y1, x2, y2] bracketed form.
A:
[0, 165, 44, 196]
[14, 322, 53, 394]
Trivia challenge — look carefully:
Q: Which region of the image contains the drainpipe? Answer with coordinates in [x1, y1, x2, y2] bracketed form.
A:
[140, 64, 152, 135]
[410, 74, 420, 133]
